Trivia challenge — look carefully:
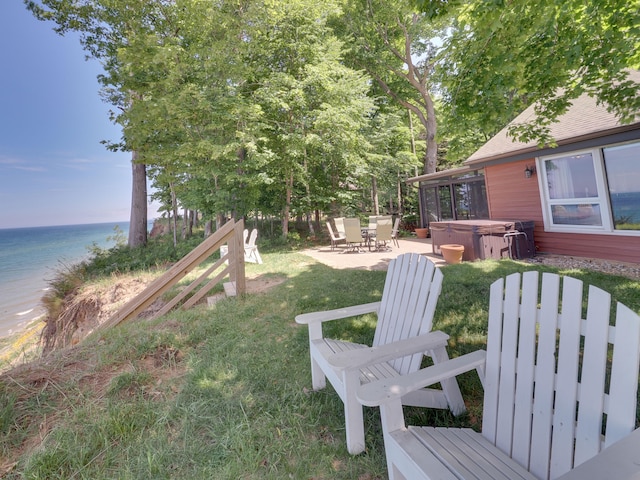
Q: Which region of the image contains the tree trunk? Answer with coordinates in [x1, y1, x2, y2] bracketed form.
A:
[170, 182, 178, 248]
[307, 213, 315, 237]
[128, 151, 148, 248]
[397, 172, 403, 214]
[204, 219, 212, 237]
[282, 172, 293, 238]
[371, 175, 379, 215]
[181, 207, 189, 239]
[424, 94, 437, 174]
[216, 213, 225, 231]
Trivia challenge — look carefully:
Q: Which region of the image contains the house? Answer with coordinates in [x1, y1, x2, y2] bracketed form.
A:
[408, 71, 640, 263]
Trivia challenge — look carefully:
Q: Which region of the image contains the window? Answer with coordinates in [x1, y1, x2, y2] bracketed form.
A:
[603, 143, 640, 231]
[539, 141, 640, 234]
[438, 185, 454, 220]
[418, 170, 487, 224]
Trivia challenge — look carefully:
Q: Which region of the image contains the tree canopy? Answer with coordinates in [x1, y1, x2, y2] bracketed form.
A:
[421, 0, 640, 147]
[25, 0, 639, 237]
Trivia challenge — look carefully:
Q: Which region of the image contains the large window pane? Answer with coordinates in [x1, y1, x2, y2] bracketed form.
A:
[424, 187, 439, 223]
[551, 204, 602, 225]
[604, 143, 640, 231]
[545, 153, 598, 199]
[468, 181, 488, 219]
[453, 183, 470, 219]
[438, 186, 454, 220]
[544, 152, 603, 227]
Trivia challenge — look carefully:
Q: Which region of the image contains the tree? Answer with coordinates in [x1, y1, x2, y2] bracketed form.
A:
[335, 0, 449, 174]
[245, 0, 375, 237]
[25, 0, 179, 247]
[116, 1, 260, 230]
[421, 0, 640, 147]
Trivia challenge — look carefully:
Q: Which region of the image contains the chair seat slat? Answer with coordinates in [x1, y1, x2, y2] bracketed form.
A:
[408, 427, 537, 480]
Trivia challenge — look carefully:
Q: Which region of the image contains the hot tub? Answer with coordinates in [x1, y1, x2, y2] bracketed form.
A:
[430, 220, 535, 261]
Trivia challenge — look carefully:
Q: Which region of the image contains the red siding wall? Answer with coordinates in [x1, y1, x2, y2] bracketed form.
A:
[485, 160, 640, 264]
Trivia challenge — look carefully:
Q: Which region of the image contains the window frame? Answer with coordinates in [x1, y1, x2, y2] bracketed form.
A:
[537, 140, 640, 236]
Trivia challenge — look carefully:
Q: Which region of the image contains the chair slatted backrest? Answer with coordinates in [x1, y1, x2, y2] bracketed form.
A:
[343, 218, 363, 244]
[372, 253, 443, 375]
[326, 221, 342, 241]
[483, 271, 640, 480]
[246, 228, 258, 248]
[334, 217, 346, 237]
[391, 217, 401, 236]
[375, 217, 393, 242]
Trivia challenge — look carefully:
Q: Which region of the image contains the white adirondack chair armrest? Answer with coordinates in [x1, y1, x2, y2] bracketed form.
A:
[295, 301, 381, 325]
[357, 349, 486, 407]
[328, 331, 451, 371]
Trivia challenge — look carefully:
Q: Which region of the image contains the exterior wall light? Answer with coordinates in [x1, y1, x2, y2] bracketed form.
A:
[524, 165, 536, 178]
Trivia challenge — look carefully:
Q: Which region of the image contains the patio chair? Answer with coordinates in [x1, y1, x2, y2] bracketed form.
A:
[244, 228, 263, 264]
[343, 217, 365, 253]
[327, 221, 346, 251]
[296, 253, 466, 454]
[374, 217, 393, 250]
[390, 217, 401, 247]
[358, 271, 640, 480]
[334, 217, 346, 237]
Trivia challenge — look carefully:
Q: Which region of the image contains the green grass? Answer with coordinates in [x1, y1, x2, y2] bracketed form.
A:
[1, 250, 639, 479]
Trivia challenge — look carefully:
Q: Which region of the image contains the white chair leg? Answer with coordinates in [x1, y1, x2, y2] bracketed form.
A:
[344, 370, 366, 454]
[344, 391, 365, 455]
[430, 346, 466, 415]
[311, 357, 326, 391]
[389, 463, 406, 480]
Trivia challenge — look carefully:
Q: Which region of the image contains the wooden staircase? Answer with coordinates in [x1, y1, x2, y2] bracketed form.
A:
[100, 219, 246, 330]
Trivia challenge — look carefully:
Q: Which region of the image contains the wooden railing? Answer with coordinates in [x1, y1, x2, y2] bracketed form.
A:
[100, 219, 246, 330]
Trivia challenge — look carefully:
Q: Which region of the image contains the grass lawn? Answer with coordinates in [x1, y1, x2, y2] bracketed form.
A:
[1, 250, 639, 479]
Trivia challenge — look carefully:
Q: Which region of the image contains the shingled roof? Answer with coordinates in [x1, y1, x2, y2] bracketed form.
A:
[465, 70, 640, 166]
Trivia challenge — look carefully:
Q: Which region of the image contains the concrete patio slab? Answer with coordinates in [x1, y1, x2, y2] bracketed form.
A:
[300, 237, 445, 271]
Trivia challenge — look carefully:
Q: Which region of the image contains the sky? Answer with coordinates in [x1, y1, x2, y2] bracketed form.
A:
[0, 2, 159, 229]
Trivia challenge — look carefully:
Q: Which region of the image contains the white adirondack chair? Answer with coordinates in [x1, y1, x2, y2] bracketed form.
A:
[296, 253, 466, 455]
[244, 228, 263, 264]
[327, 221, 347, 251]
[358, 271, 640, 480]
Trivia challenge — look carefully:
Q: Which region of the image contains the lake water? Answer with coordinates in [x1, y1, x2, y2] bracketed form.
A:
[0, 221, 131, 338]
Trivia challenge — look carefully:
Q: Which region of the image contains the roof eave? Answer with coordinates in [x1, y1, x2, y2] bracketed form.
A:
[464, 123, 640, 167]
[406, 165, 478, 184]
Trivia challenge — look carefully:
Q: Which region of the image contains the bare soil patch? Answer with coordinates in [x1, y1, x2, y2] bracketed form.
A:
[41, 272, 287, 352]
[526, 254, 640, 281]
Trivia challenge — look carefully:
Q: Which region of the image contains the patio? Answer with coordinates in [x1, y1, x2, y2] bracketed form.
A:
[302, 235, 640, 279]
[301, 236, 445, 271]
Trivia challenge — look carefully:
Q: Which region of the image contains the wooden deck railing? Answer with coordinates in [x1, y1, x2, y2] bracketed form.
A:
[100, 219, 246, 330]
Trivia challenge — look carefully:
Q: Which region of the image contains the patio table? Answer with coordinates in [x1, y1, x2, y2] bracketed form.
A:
[360, 227, 376, 251]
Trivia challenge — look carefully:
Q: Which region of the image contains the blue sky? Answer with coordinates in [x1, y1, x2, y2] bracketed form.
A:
[0, 2, 159, 229]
